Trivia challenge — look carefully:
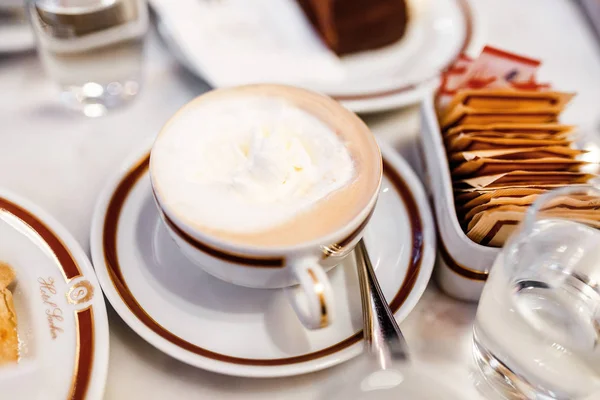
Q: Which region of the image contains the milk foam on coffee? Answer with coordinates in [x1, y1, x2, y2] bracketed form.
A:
[151, 85, 381, 248]
[152, 96, 355, 232]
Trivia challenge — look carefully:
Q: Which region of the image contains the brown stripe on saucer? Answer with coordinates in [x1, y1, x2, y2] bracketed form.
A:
[331, 0, 473, 102]
[382, 159, 424, 311]
[102, 152, 425, 366]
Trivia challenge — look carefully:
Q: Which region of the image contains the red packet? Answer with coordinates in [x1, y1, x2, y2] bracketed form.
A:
[437, 55, 474, 110]
[510, 77, 552, 91]
[453, 46, 541, 89]
[439, 55, 473, 94]
[446, 54, 473, 75]
[437, 46, 550, 112]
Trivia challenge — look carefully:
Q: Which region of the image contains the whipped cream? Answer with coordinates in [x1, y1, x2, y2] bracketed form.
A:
[151, 95, 356, 234]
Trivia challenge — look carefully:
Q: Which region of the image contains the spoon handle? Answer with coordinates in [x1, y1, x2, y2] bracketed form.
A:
[355, 239, 410, 368]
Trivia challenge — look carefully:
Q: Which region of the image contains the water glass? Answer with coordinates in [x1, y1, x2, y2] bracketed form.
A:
[473, 186, 600, 400]
[26, 0, 148, 116]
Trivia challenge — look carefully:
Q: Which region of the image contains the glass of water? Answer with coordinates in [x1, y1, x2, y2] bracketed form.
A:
[473, 185, 600, 400]
[26, 0, 148, 117]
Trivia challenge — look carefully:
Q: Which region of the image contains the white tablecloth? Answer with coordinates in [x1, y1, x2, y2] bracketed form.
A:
[1, 0, 600, 398]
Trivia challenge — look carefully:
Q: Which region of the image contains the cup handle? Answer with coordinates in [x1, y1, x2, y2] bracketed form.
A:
[285, 257, 334, 330]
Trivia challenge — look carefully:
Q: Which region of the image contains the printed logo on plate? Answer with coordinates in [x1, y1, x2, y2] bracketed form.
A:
[66, 280, 95, 305]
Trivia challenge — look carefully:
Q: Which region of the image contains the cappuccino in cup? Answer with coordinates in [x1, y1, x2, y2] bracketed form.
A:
[151, 85, 380, 248]
[151, 85, 382, 330]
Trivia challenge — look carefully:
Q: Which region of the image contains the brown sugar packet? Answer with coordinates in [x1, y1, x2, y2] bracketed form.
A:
[466, 206, 526, 246]
[467, 205, 525, 232]
[454, 171, 596, 191]
[444, 130, 577, 150]
[468, 201, 600, 231]
[457, 192, 541, 221]
[447, 134, 572, 152]
[463, 193, 600, 222]
[0, 262, 17, 365]
[456, 187, 548, 208]
[456, 184, 590, 196]
[452, 157, 586, 177]
[449, 147, 586, 163]
[441, 89, 574, 119]
[445, 123, 575, 139]
[461, 194, 541, 222]
[440, 104, 562, 129]
[467, 205, 600, 247]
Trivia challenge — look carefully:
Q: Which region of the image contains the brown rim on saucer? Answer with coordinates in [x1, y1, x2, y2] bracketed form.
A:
[0, 197, 95, 400]
[102, 153, 424, 366]
[330, 0, 474, 102]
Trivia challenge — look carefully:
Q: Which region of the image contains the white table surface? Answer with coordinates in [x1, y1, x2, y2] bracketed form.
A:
[1, 0, 600, 398]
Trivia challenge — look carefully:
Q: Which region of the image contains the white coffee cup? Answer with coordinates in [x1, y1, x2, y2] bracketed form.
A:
[150, 84, 382, 330]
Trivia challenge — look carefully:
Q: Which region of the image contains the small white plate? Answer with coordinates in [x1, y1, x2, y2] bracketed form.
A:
[90, 141, 435, 378]
[0, 190, 109, 399]
[154, 0, 483, 113]
[308, 0, 482, 112]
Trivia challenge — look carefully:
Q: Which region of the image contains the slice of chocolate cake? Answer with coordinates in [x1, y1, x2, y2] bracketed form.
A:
[297, 0, 409, 55]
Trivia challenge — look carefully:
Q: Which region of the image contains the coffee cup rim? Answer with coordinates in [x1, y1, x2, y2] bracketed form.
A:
[149, 84, 383, 256]
[151, 174, 381, 256]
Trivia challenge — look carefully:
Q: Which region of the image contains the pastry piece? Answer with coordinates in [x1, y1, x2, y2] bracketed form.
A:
[0, 262, 15, 291]
[0, 262, 17, 365]
[296, 0, 409, 55]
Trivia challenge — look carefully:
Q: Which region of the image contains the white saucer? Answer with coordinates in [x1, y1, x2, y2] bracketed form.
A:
[154, 0, 483, 113]
[0, 190, 109, 399]
[90, 141, 435, 378]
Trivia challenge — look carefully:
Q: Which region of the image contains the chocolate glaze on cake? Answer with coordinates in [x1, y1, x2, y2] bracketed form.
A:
[297, 0, 409, 55]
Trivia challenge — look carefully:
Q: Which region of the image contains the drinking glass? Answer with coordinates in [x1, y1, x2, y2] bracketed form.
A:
[26, 0, 148, 117]
[472, 186, 600, 399]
